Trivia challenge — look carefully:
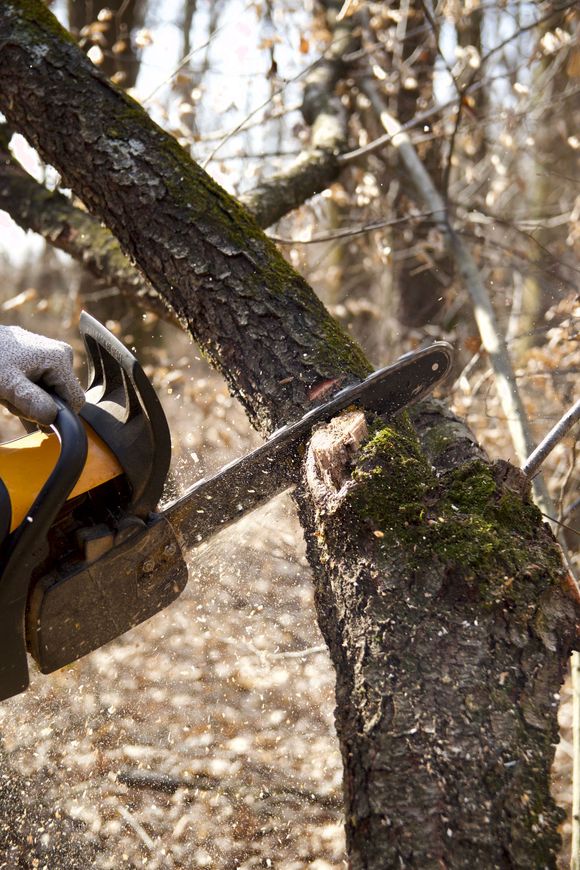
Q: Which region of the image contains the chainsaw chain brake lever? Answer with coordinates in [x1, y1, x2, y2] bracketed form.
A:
[79, 311, 171, 518]
[0, 397, 87, 701]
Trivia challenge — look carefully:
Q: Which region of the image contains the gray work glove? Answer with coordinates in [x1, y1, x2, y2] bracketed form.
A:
[0, 325, 85, 426]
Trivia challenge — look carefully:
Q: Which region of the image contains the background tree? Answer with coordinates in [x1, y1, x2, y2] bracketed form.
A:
[0, 1, 578, 867]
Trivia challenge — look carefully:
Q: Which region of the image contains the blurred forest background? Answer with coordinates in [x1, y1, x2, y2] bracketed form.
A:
[0, 0, 578, 867]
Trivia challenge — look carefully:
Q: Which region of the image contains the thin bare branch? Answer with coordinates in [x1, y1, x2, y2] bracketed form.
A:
[143, 1, 255, 103]
[357, 75, 562, 528]
[523, 399, 580, 479]
[268, 211, 435, 245]
[202, 12, 361, 170]
[239, 4, 360, 227]
[198, 101, 302, 142]
[338, 94, 460, 164]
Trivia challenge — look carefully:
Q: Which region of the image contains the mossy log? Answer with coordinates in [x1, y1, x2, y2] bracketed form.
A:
[0, 3, 579, 867]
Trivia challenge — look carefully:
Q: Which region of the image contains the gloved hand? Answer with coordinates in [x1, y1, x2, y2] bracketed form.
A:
[0, 325, 85, 426]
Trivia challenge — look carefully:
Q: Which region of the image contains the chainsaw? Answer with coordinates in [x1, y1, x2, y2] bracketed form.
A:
[0, 312, 453, 702]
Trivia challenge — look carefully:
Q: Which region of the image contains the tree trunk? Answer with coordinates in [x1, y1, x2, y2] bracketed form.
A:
[0, 4, 578, 867]
[301, 402, 577, 867]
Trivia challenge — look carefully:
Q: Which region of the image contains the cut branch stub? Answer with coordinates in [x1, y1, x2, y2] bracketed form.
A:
[307, 410, 368, 497]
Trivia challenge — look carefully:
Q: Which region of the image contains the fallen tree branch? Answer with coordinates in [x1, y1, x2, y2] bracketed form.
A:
[116, 768, 341, 810]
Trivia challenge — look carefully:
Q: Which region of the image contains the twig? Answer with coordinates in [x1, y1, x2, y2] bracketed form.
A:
[202, 27, 353, 169]
[338, 94, 461, 165]
[143, 1, 255, 103]
[475, 2, 578, 81]
[538, 512, 579, 539]
[269, 644, 327, 659]
[116, 768, 341, 810]
[239, 5, 359, 227]
[522, 399, 580, 479]
[117, 803, 155, 851]
[268, 211, 435, 245]
[198, 101, 302, 142]
[341, 43, 579, 168]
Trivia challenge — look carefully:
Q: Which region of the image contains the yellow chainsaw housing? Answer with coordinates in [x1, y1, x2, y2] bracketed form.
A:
[0, 424, 123, 531]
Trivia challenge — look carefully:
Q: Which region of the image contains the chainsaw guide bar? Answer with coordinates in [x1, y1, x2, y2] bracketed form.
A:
[0, 314, 453, 701]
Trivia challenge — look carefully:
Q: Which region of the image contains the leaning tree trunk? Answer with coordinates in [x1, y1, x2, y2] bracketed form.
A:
[1, 3, 579, 867]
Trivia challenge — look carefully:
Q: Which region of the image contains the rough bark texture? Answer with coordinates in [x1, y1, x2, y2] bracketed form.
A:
[1, 5, 579, 869]
[301, 400, 579, 868]
[0, 126, 176, 324]
[0, 1, 370, 436]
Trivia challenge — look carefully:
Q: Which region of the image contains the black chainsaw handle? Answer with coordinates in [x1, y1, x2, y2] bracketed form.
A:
[1, 395, 88, 567]
[43, 396, 89, 525]
[0, 396, 88, 702]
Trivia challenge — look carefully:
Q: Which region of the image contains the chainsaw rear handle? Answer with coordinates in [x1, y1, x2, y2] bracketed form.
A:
[0, 396, 87, 701]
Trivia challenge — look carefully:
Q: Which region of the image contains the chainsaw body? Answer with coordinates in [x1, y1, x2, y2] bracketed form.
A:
[0, 313, 454, 703]
[0, 313, 187, 700]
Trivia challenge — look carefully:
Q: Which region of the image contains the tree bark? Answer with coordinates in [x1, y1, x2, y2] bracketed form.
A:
[0, 2, 370, 436]
[301, 400, 578, 867]
[0, 125, 176, 324]
[0, 4, 579, 868]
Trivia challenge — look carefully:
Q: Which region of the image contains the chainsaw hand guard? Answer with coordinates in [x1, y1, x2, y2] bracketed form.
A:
[79, 312, 171, 518]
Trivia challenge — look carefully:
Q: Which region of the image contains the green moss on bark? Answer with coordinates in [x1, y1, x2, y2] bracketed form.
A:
[351, 421, 563, 607]
[103, 76, 370, 380]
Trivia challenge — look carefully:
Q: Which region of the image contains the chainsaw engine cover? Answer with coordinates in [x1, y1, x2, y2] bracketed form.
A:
[27, 513, 187, 673]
